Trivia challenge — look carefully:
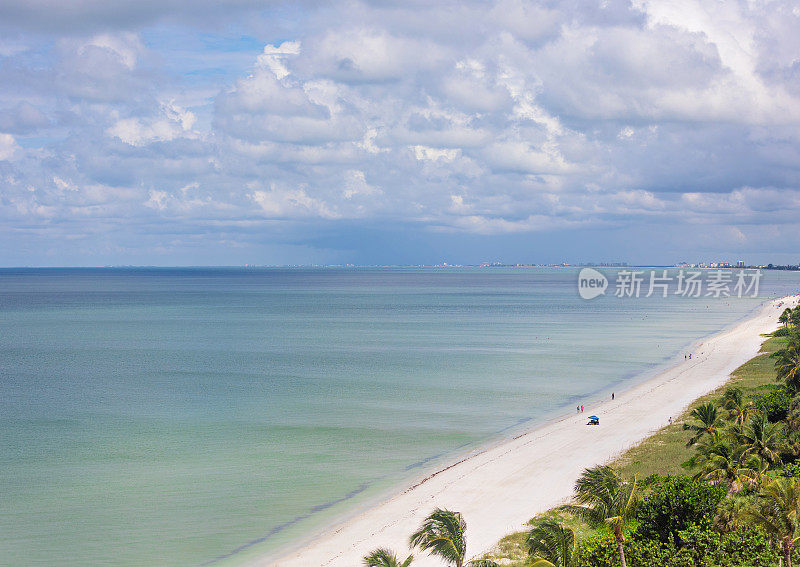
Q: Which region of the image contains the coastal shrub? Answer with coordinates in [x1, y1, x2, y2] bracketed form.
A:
[577, 526, 776, 567]
[576, 530, 673, 567]
[773, 326, 792, 337]
[634, 476, 726, 545]
[778, 461, 800, 477]
[717, 526, 777, 567]
[751, 385, 791, 422]
[639, 474, 662, 488]
[668, 525, 775, 567]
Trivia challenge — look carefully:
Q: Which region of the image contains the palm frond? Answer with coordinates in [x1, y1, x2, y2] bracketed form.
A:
[526, 519, 576, 567]
[409, 508, 466, 567]
[363, 547, 414, 567]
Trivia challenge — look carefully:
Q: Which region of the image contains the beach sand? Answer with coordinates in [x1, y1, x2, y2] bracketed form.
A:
[258, 296, 797, 567]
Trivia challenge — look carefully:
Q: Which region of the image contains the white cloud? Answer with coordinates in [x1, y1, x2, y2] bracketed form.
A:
[489, 0, 564, 43]
[342, 169, 380, 200]
[412, 145, 460, 162]
[0, 132, 19, 160]
[448, 194, 471, 213]
[144, 189, 169, 211]
[309, 28, 446, 83]
[81, 32, 144, 69]
[485, 141, 572, 175]
[618, 126, 635, 139]
[107, 102, 196, 146]
[257, 41, 301, 79]
[441, 58, 512, 112]
[611, 190, 664, 212]
[3, 0, 800, 264]
[251, 185, 340, 219]
[143, 184, 230, 214]
[53, 176, 78, 192]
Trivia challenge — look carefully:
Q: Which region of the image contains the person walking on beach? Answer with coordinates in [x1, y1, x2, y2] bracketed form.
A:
[577, 406, 580, 414]
[581, 405, 584, 413]
[611, 392, 615, 400]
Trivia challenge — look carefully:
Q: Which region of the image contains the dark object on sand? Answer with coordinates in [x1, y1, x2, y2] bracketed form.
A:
[587, 416, 599, 425]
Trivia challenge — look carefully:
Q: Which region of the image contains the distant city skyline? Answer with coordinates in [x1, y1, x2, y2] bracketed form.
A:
[1, 1, 799, 266]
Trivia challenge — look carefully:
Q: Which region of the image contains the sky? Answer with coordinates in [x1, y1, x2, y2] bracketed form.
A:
[1, 0, 799, 266]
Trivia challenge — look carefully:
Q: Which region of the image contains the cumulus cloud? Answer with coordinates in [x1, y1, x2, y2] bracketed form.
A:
[307, 29, 447, 84]
[251, 184, 339, 219]
[54, 32, 155, 102]
[257, 41, 301, 80]
[2, 0, 800, 265]
[0, 102, 49, 134]
[0, 132, 19, 160]
[342, 169, 381, 200]
[413, 146, 460, 162]
[108, 102, 197, 146]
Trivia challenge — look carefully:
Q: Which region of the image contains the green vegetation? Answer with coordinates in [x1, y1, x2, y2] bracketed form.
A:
[527, 519, 578, 567]
[682, 402, 725, 446]
[363, 547, 414, 567]
[408, 508, 469, 567]
[561, 466, 638, 567]
[365, 307, 800, 567]
[744, 477, 800, 567]
[616, 334, 787, 479]
[363, 508, 500, 567]
[474, 309, 800, 567]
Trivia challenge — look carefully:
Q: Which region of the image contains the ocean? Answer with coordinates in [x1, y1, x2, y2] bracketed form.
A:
[1, 267, 799, 566]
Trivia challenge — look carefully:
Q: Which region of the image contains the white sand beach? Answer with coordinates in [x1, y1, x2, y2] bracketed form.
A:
[260, 296, 797, 567]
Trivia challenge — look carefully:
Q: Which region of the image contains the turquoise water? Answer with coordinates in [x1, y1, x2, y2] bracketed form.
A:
[1, 267, 799, 566]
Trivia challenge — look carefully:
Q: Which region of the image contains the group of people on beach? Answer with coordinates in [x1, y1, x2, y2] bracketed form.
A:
[576, 392, 615, 414]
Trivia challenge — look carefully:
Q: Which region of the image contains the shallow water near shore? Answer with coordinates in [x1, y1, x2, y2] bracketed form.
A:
[2, 267, 799, 566]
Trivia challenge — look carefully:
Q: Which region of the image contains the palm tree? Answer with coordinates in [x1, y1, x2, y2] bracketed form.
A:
[774, 336, 800, 394]
[735, 414, 785, 466]
[409, 508, 499, 567]
[693, 440, 751, 496]
[526, 520, 578, 567]
[561, 466, 638, 567]
[740, 456, 771, 493]
[780, 308, 792, 327]
[683, 429, 725, 470]
[714, 497, 750, 533]
[721, 387, 759, 425]
[744, 477, 800, 567]
[363, 548, 413, 567]
[683, 402, 725, 446]
[786, 425, 800, 459]
[786, 405, 800, 435]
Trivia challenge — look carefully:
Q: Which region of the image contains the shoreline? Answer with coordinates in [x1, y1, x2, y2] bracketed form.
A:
[254, 295, 797, 567]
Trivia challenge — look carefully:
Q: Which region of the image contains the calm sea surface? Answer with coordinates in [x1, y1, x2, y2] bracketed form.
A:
[2, 267, 799, 566]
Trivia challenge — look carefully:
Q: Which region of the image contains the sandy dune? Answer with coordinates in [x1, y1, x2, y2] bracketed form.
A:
[258, 296, 796, 567]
